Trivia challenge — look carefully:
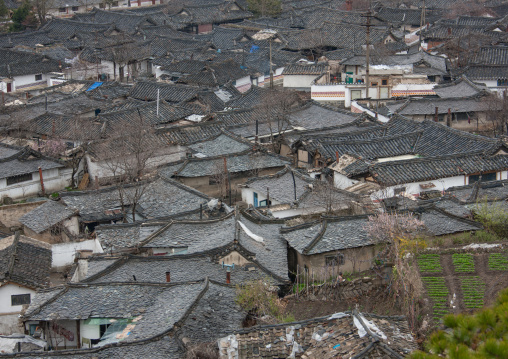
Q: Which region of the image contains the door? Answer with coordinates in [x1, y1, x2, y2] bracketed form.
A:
[6, 83, 11, 93]
[351, 90, 361, 100]
[380, 87, 389, 99]
[253, 192, 258, 207]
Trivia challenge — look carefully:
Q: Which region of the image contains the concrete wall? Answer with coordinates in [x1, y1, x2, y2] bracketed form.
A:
[290, 245, 379, 275]
[0, 168, 72, 200]
[0, 201, 46, 229]
[334, 172, 359, 190]
[283, 74, 320, 89]
[52, 239, 103, 268]
[0, 283, 36, 334]
[1, 74, 52, 93]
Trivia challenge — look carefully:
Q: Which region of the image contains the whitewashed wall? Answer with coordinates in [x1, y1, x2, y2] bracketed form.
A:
[0, 284, 36, 334]
[0, 168, 72, 200]
[52, 239, 103, 268]
[333, 172, 359, 189]
[283, 74, 320, 89]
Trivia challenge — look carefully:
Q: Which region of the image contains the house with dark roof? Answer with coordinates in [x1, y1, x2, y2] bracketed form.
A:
[0, 48, 62, 93]
[240, 166, 364, 218]
[19, 200, 78, 244]
[0, 143, 72, 200]
[160, 149, 291, 198]
[282, 62, 329, 90]
[0, 233, 52, 334]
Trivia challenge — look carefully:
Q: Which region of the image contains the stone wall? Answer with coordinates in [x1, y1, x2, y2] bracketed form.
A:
[292, 276, 384, 301]
[0, 201, 46, 230]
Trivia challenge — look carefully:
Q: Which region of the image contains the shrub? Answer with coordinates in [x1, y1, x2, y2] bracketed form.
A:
[473, 199, 508, 238]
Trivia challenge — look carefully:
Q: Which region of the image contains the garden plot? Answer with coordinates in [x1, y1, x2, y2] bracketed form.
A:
[421, 277, 450, 321]
[417, 254, 442, 273]
[452, 253, 475, 273]
[488, 253, 508, 271]
[460, 276, 486, 309]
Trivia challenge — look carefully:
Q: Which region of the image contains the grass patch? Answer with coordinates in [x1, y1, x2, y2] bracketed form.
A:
[422, 277, 450, 321]
[488, 253, 508, 271]
[460, 276, 486, 309]
[452, 253, 475, 273]
[417, 254, 442, 273]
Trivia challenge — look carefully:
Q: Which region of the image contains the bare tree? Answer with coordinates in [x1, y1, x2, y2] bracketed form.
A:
[33, 0, 55, 25]
[260, 89, 301, 153]
[210, 159, 228, 200]
[99, 110, 162, 221]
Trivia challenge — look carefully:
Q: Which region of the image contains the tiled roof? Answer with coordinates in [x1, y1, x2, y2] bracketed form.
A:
[168, 3, 253, 28]
[219, 311, 416, 358]
[289, 102, 359, 130]
[375, 7, 442, 26]
[245, 166, 313, 204]
[282, 63, 327, 75]
[0, 145, 64, 179]
[159, 59, 206, 73]
[0, 234, 52, 289]
[281, 215, 372, 255]
[167, 150, 291, 178]
[433, 76, 489, 98]
[471, 46, 508, 65]
[128, 81, 201, 102]
[177, 59, 251, 87]
[96, 223, 163, 251]
[157, 121, 223, 145]
[370, 153, 508, 186]
[25, 281, 206, 342]
[420, 207, 482, 236]
[19, 200, 76, 234]
[388, 96, 494, 116]
[60, 177, 209, 222]
[0, 48, 61, 77]
[320, 131, 421, 161]
[188, 131, 252, 157]
[463, 64, 508, 80]
[447, 179, 508, 203]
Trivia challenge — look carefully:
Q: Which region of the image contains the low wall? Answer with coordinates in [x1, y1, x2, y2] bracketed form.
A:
[0, 201, 46, 230]
[52, 239, 104, 268]
[292, 276, 385, 301]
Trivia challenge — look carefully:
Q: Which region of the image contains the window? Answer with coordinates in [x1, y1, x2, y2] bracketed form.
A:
[469, 172, 497, 184]
[71, 6, 79, 11]
[371, 82, 378, 86]
[11, 294, 31, 306]
[6, 173, 32, 186]
[382, 79, 388, 86]
[394, 187, 406, 195]
[326, 254, 344, 266]
[59, 7, 66, 12]
[35, 74, 42, 81]
[497, 79, 508, 87]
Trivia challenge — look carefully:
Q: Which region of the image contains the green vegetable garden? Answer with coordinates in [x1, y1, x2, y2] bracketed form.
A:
[460, 276, 486, 309]
[421, 277, 450, 321]
[417, 254, 442, 273]
[452, 253, 475, 273]
[488, 253, 508, 271]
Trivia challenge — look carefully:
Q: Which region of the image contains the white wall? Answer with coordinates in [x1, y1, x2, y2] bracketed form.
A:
[52, 239, 103, 268]
[235, 75, 252, 93]
[283, 74, 320, 89]
[0, 168, 72, 200]
[0, 283, 36, 334]
[311, 83, 346, 102]
[370, 175, 466, 201]
[334, 172, 359, 189]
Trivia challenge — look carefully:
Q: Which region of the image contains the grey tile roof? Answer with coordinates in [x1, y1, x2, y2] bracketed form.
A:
[237, 213, 288, 279]
[433, 76, 489, 98]
[83, 250, 285, 285]
[180, 282, 245, 343]
[142, 215, 236, 251]
[157, 122, 223, 146]
[420, 208, 482, 236]
[25, 282, 205, 342]
[387, 96, 493, 116]
[128, 81, 201, 102]
[370, 154, 508, 187]
[288, 102, 359, 130]
[0, 146, 64, 179]
[0, 48, 62, 77]
[433, 198, 472, 217]
[282, 216, 372, 255]
[282, 63, 327, 75]
[188, 132, 252, 157]
[19, 200, 76, 234]
[0, 234, 52, 289]
[96, 224, 163, 252]
[168, 150, 291, 178]
[320, 131, 421, 161]
[245, 166, 313, 204]
[60, 177, 209, 222]
[447, 179, 508, 203]
[463, 64, 508, 80]
[471, 46, 508, 65]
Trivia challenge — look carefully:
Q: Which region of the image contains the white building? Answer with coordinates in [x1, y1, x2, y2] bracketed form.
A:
[0, 234, 52, 335]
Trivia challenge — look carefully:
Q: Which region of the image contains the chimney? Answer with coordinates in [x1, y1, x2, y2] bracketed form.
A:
[434, 107, 438, 122]
[226, 271, 231, 284]
[165, 271, 170, 283]
[38, 167, 45, 196]
[447, 108, 452, 127]
[266, 187, 270, 208]
[447, 28, 451, 36]
[336, 151, 339, 163]
[345, 0, 352, 11]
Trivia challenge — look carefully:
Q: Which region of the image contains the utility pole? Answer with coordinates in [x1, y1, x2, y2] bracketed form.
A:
[419, 0, 426, 48]
[269, 37, 274, 89]
[362, 5, 372, 99]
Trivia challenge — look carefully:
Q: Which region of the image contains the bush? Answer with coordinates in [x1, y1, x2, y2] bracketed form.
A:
[473, 199, 508, 238]
[236, 279, 287, 321]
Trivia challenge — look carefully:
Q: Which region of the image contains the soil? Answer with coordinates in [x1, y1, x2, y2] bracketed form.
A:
[420, 252, 508, 321]
[285, 287, 404, 321]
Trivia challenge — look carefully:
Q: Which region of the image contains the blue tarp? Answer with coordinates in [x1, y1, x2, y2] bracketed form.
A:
[250, 45, 260, 53]
[86, 82, 103, 91]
